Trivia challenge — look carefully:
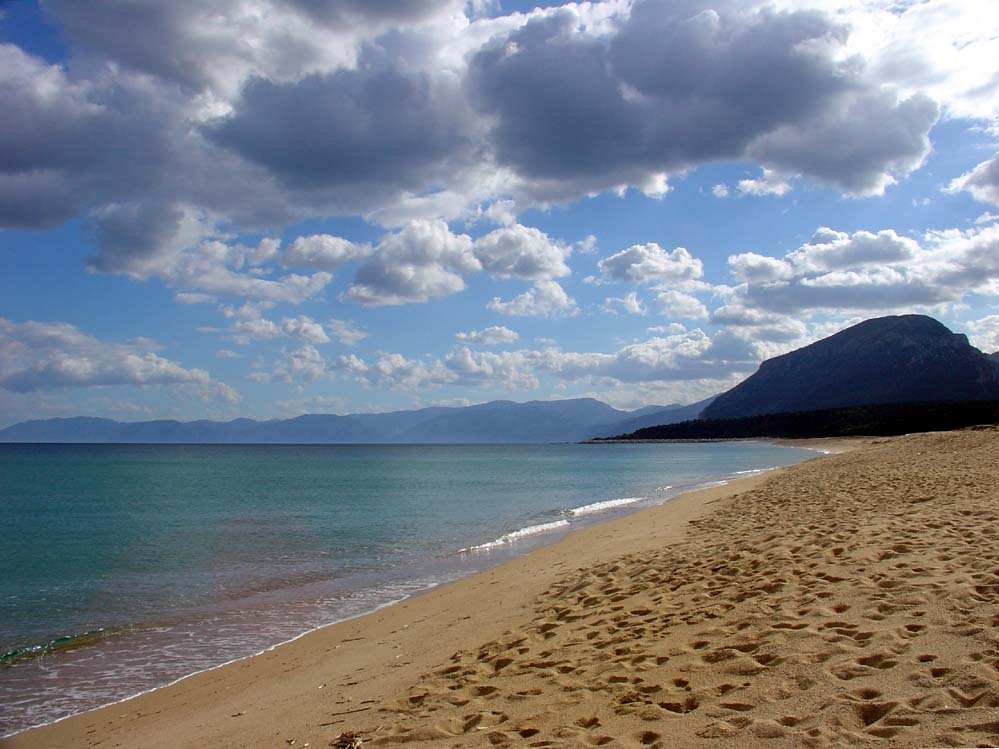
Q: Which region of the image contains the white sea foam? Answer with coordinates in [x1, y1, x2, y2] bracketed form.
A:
[459, 519, 571, 553]
[565, 496, 646, 516]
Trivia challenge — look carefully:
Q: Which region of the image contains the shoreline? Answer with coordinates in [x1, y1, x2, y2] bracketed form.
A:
[14, 431, 998, 747]
[1, 442, 826, 742]
[1, 444, 827, 748]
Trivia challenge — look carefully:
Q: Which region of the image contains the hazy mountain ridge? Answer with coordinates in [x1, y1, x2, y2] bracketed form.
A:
[701, 315, 999, 421]
[0, 398, 711, 444]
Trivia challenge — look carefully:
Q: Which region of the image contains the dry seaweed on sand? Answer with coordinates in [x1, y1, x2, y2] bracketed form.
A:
[330, 731, 363, 748]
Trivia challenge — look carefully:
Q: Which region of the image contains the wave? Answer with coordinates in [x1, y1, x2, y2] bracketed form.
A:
[564, 496, 647, 516]
[1, 626, 127, 668]
[459, 519, 571, 553]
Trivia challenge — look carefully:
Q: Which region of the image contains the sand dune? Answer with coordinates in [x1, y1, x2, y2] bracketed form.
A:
[7, 430, 999, 748]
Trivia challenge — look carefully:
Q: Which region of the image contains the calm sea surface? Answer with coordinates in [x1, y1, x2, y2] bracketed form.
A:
[0, 441, 814, 735]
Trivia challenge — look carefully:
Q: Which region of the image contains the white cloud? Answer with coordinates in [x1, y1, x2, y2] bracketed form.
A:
[727, 252, 794, 284]
[576, 234, 598, 255]
[487, 280, 579, 317]
[598, 243, 704, 285]
[332, 324, 771, 395]
[250, 344, 329, 384]
[341, 220, 573, 306]
[326, 318, 368, 346]
[345, 220, 478, 305]
[962, 314, 999, 353]
[655, 290, 708, 320]
[947, 151, 999, 206]
[473, 223, 571, 279]
[709, 305, 808, 343]
[603, 291, 647, 316]
[283, 234, 371, 272]
[444, 347, 539, 389]
[280, 315, 331, 345]
[0, 318, 237, 403]
[455, 326, 520, 345]
[215, 349, 243, 359]
[274, 394, 348, 416]
[88, 203, 334, 303]
[727, 224, 999, 315]
[647, 323, 686, 335]
[711, 183, 729, 198]
[736, 169, 792, 197]
[538, 329, 764, 384]
[3, 0, 980, 277]
[333, 351, 454, 390]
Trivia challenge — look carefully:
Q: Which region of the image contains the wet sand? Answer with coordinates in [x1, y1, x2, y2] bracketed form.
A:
[6, 430, 999, 748]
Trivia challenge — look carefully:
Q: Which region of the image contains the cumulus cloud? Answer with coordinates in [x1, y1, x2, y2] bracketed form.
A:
[727, 224, 999, 315]
[279, 315, 331, 345]
[468, 1, 938, 201]
[249, 344, 329, 384]
[709, 305, 807, 343]
[332, 350, 453, 390]
[598, 243, 703, 285]
[444, 347, 539, 389]
[88, 203, 333, 303]
[334, 220, 575, 306]
[205, 65, 478, 202]
[282, 234, 371, 272]
[326, 318, 368, 346]
[43, 0, 462, 96]
[736, 169, 792, 197]
[345, 220, 479, 305]
[655, 290, 709, 320]
[0, 0, 993, 328]
[487, 281, 579, 317]
[473, 223, 572, 279]
[962, 314, 999, 353]
[603, 291, 648, 316]
[947, 151, 999, 206]
[455, 326, 520, 345]
[1, 1, 969, 241]
[333, 325, 769, 394]
[0, 318, 238, 402]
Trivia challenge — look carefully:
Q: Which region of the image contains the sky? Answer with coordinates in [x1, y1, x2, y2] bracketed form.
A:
[0, 0, 998, 427]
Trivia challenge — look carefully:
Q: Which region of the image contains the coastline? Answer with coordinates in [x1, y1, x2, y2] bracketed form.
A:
[8, 431, 999, 747]
[0, 440, 812, 739]
[2, 447, 813, 748]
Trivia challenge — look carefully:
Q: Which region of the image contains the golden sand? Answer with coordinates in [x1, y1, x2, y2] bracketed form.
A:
[6, 431, 999, 748]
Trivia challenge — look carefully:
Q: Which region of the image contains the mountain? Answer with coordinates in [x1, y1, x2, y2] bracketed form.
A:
[594, 400, 999, 441]
[701, 315, 999, 420]
[590, 396, 716, 437]
[0, 397, 700, 444]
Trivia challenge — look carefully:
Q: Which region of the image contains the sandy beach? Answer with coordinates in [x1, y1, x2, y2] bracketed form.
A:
[5, 430, 999, 748]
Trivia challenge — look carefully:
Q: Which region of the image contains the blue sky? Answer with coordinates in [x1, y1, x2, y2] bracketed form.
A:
[1, 0, 998, 426]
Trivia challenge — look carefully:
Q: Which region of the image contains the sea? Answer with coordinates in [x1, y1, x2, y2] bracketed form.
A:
[0, 441, 815, 736]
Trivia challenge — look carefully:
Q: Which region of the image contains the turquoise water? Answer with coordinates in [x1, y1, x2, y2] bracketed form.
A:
[0, 442, 814, 735]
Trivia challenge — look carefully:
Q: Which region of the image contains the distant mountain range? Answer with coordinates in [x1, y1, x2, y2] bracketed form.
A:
[0, 396, 716, 444]
[701, 315, 999, 421]
[7, 314, 995, 444]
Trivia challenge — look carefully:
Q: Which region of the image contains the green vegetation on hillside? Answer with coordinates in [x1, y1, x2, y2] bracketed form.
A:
[593, 400, 999, 441]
